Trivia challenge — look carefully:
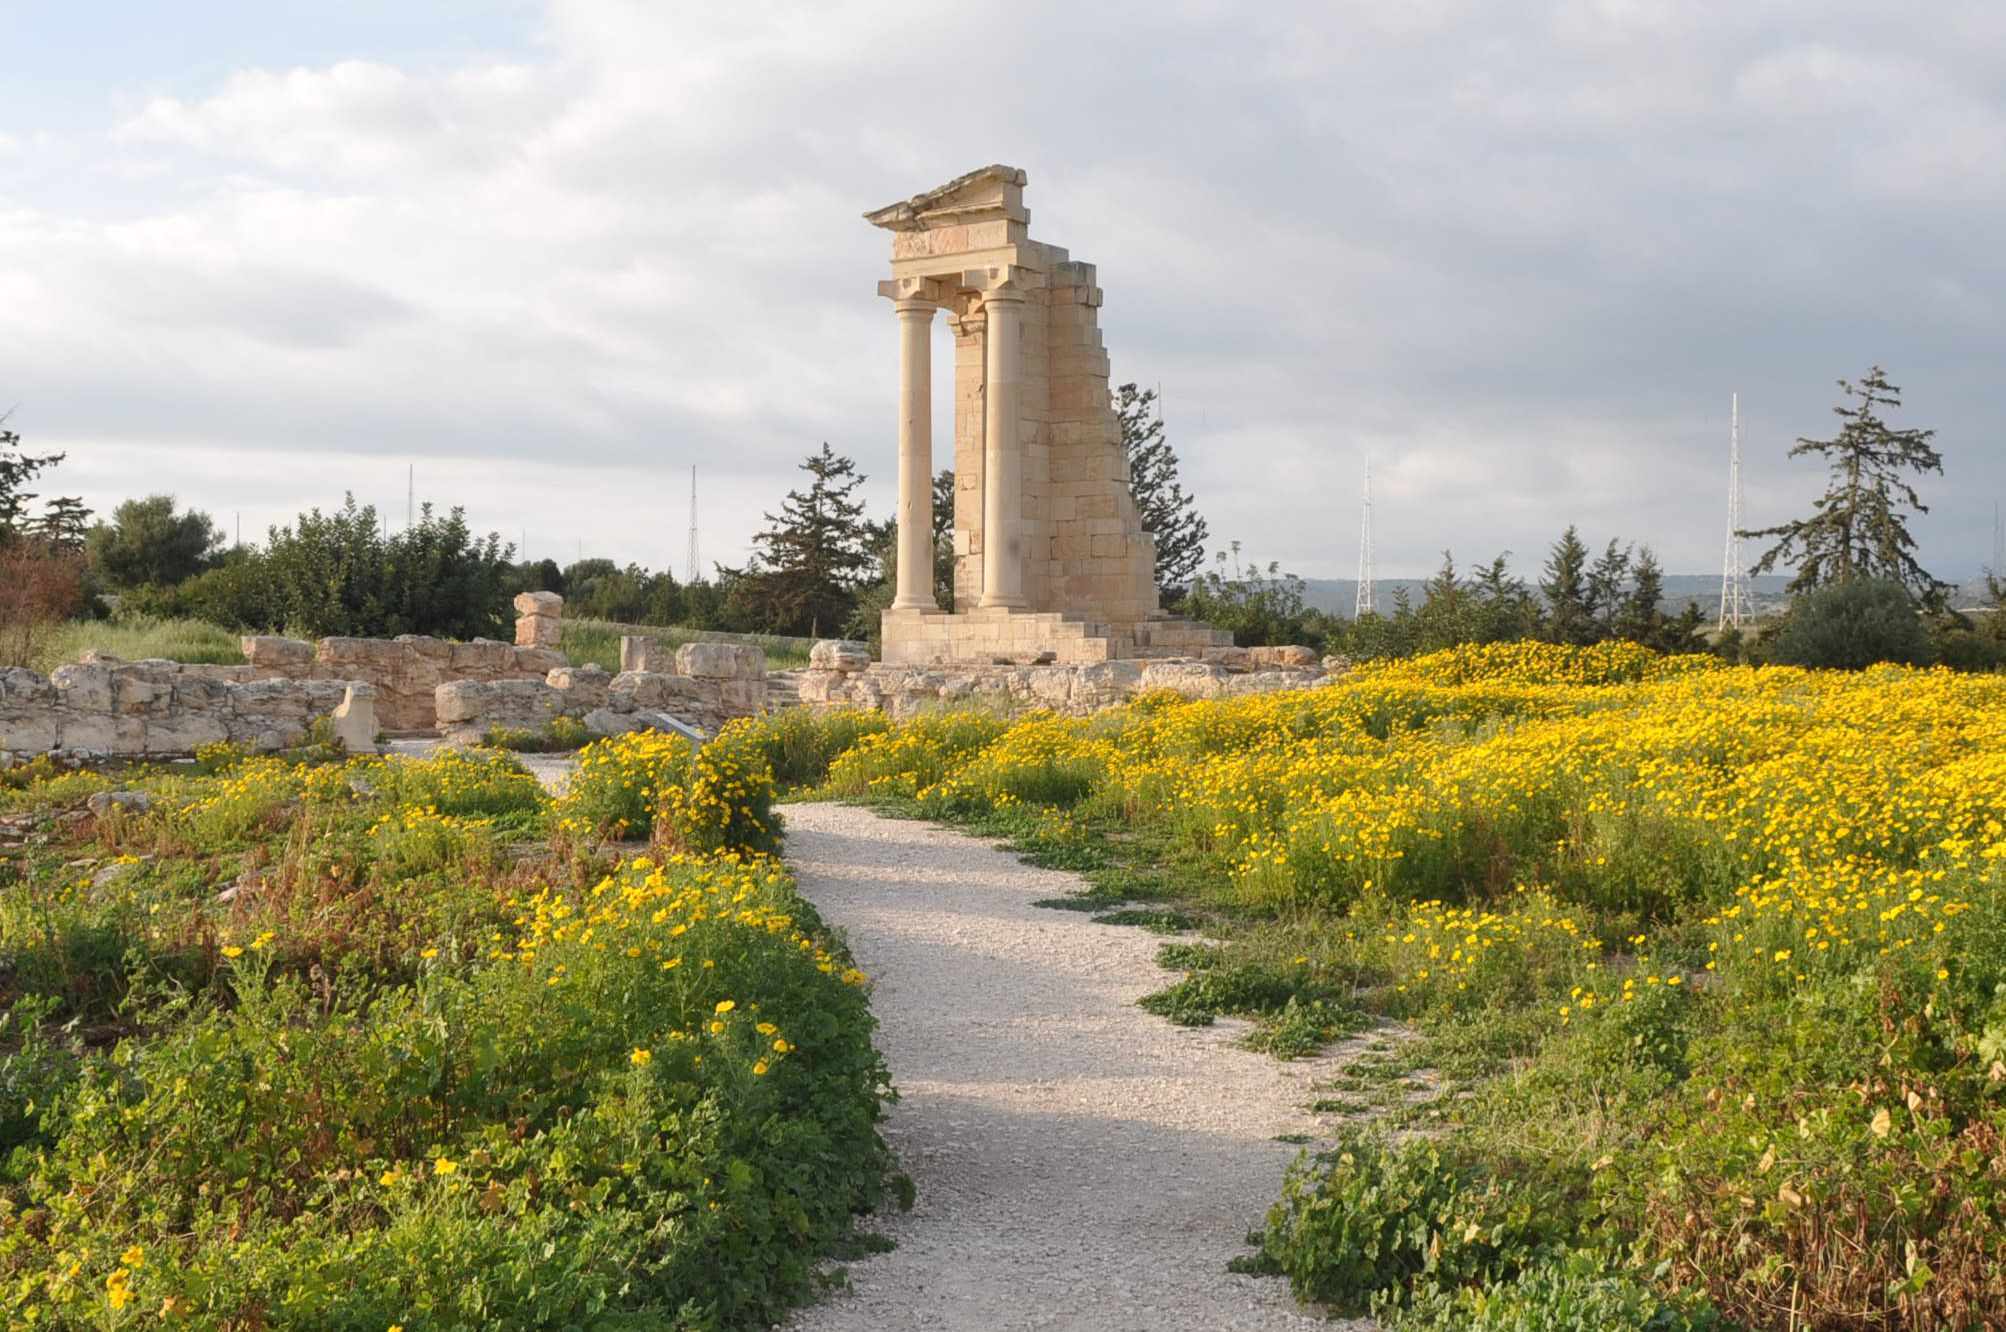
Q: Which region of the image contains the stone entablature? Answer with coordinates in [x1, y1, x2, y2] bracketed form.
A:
[865, 165, 1226, 668]
[0, 658, 375, 759]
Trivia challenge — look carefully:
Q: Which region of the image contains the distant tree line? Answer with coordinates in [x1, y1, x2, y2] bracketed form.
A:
[6, 363, 1999, 670]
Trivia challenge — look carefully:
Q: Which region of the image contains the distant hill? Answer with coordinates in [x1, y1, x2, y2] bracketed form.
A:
[1297, 574, 1796, 620]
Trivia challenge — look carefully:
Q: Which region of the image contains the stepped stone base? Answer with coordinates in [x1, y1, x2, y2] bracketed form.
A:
[882, 607, 1235, 668]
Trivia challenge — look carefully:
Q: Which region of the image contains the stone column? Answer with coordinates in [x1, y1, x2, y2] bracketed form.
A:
[979, 281, 1027, 608]
[892, 298, 937, 610]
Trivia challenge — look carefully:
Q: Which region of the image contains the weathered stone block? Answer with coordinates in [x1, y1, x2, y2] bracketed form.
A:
[330, 684, 379, 755]
[620, 635, 666, 673]
[809, 640, 872, 673]
[242, 636, 314, 670]
[515, 614, 561, 649]
[1248, 645, 1318, 670]
[548, 664, 611, 710]
[675, 642, 765, 681]
[513, 591, 563, 619]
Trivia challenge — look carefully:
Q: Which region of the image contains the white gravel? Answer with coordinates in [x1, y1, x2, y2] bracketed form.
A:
[780, 801, 1374, 1332]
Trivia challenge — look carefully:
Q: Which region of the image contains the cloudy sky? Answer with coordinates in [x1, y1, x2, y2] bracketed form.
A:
[3, 0, 2001, 581]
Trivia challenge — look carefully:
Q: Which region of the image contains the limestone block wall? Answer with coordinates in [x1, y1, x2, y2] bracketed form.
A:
[0, 658, 366, 758]
[436, 645, 768, 746]
[791, 642, 1336, 720]
[240, 635, 565, 731]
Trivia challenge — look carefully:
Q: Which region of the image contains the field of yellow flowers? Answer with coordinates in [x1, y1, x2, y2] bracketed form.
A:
[0, 737, 894, 1329]
[804, 643, 2006, 1331]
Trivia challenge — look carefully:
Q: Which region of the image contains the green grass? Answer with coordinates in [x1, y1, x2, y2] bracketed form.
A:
[30, 615, 247, 673]
[561, 618, 815, 672]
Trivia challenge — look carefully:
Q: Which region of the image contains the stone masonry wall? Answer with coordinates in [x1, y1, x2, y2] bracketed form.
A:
[436, 642, 768, 746]
[241, 635, 564, 731]
[792, 639, 1333, 720]
[0, 658, 372, 758]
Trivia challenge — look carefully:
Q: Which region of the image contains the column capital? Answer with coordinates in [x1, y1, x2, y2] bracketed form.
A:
[877, 275, 951, 305]
[892, 297, 937, 318]
[967, 264, 1033, 304]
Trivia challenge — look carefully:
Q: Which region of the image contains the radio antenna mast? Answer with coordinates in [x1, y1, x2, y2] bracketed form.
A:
[686, 466, 701, 584]
[1718, 392, 1748, 631]
[1354, 455, 1376, 618]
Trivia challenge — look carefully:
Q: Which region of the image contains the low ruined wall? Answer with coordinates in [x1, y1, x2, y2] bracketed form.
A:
[0, 658, 375, 759]
[240, 635, 564, 731]
[436, 643, 768, 745]
[788, 640, 1338, 719]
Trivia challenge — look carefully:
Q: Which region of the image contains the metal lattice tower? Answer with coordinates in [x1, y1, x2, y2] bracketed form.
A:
[1991, 501, 2003, 578]
[685, 465, 701, 584]
[1355, 456, 1376, 618]
[1718, 392, 1748, 631]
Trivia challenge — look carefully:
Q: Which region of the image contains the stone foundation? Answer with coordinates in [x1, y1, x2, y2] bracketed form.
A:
[0, 658, 375, 759]
[789, 641, 1338, 720]
[241, 634, 563, 730]
[436, 642, 769, 746]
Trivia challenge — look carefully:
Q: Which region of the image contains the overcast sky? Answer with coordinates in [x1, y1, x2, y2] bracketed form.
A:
[3, 0, 2001, 580]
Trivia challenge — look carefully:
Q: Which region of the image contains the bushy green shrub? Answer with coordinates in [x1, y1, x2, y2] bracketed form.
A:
[727, 707, 890, 790]
[0, 754, 893, 1330]
[482, 714, 590, 753]
[824, 711, 1009, 800]
[1387, 1258, 1731, 1332]
[1763, 577, 1932, 669]
[556, 729, 778, 856]
[1255, 1130, 1580, 1314]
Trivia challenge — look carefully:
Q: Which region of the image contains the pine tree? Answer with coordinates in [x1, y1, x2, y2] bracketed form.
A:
[1585, 539, 1633, 640]
[1114, 383, 1208, 601]
[1746, 366, 1945, 605]
[1616, 545, 1666, 644]
[1469, 553, 1541, 643]
[1413, 551, 1470, 652]
[0, 417, 64, 540]
[931, 468, 956, 610]
[1540, 526, 1595, 645]
[746, 443, 874, 638]
[34, 496, 93, 552]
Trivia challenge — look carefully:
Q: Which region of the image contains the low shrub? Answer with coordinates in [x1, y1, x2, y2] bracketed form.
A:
[1387, 1258, 1731, 1332]
[1763, 577, 1932, 669]
[0, 746, 894, 1330]
[729, 707, 889, 790]
[557, 729, 778, 856]
[482, 714, 590, 753]
[824, 712, 1009, 800]
[1255, 1129, 1581, 1314]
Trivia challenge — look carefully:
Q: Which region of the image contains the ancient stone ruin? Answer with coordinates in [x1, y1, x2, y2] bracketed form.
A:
[866, 165, 1232, 667]
[0, 594, 774, 762]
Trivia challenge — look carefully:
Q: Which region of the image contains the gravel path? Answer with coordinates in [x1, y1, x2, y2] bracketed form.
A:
[781, 801, 1371, 1332]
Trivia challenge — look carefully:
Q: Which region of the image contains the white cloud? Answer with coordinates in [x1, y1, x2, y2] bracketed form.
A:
[2, 0, 2002, 578]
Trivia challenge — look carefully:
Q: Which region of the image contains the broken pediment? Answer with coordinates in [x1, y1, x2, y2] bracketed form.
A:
[864, 164, 1028, 232]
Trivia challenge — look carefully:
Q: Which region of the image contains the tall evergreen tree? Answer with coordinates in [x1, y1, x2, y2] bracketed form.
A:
[931, 468, 956, 610]
[1540, 526, 1596, 645]
[1585, 539, 1633, 639]
[1114, 383, 1208, 601]
[0, 417, 64, 540]
[745, 443, 874, 638]
[34, 496, 93, 552]
[1616, 545, 1667, 644]
[1746, 366, 1945, 605]
[1469, 553, 1541, 643]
